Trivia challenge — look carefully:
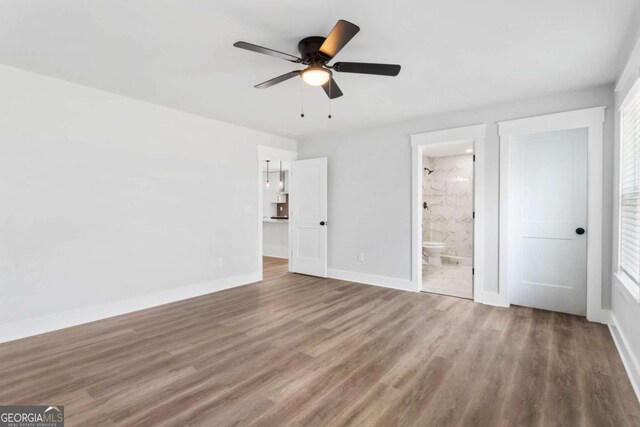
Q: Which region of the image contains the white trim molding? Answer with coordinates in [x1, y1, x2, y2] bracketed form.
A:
[498, 106, 607, 322]
[328, 269, 414, 292]
[410, 124, 487, 301]
[610, 313, 640, 404]
[615, 26, 640, 96]
[0, 271, 261, 343]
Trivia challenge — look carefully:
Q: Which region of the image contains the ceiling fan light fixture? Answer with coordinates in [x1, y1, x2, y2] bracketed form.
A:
[301, 66, 331, 86]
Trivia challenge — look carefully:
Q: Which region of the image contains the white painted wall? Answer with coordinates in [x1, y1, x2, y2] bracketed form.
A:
[0, 64, 295, 338]
[298, 85, 614, 305]
[611, 28, 640, 398]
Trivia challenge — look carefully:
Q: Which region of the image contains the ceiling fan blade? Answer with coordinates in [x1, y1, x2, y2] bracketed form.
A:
[333, 62, 401, 76]
[233, 41, 301, 63]
[319, 20, 360, 59]
[322, 78, 343, 99]
[254, 71, 300, 89]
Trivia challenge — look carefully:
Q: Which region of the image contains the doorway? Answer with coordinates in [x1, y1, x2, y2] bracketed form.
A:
[258, 146, 297, 280]
[422, 143, 475, 298]
[411, 124, 486, 299]
[262, 158, 291, 279]
[257, 147, 328, 281]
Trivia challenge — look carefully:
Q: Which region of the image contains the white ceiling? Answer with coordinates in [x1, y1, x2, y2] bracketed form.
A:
[0, 0, 638, 139]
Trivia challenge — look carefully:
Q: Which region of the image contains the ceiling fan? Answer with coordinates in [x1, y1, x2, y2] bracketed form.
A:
[233, 20, 401, 100]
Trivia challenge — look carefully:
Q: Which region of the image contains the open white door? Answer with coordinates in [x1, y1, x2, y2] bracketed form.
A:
[290, 158, 328, 277]
[508, 128, 588, 315]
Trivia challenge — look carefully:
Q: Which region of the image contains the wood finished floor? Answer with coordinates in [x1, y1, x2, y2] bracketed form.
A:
[1, 256, 639, 426]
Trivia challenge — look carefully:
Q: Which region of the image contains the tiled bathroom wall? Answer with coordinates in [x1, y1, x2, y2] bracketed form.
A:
[422, 154, 474, 260]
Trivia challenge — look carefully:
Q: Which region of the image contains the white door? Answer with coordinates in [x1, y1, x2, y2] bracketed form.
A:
[508, 128, 588, 315]
[290, 158, 327, 277]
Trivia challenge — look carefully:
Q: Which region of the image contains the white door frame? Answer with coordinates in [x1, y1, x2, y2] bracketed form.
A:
[410, 124, 486, 299]
[257, 145, 298, 281]
[498, 106, 607, 322]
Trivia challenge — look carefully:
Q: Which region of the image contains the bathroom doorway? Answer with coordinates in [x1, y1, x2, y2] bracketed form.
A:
[422, 145, 474, 298]
[410, 125, 486, 301]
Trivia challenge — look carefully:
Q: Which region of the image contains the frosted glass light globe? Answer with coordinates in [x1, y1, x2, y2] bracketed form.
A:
[302, 66, 330, 86]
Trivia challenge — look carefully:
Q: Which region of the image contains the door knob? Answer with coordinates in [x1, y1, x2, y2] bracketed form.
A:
[576, 227, 585, 235]
[320, 221, 326, 226]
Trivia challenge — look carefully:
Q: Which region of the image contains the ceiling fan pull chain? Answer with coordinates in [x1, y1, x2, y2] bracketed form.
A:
[300, 78, 305, 118]
[328, 82, 332, 119]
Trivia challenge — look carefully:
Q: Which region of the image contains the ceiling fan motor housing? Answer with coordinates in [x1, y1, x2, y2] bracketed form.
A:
[297, 36, 329, 65]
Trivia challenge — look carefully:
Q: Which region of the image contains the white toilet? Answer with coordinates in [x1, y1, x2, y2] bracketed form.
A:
[423, 241, 446, 265]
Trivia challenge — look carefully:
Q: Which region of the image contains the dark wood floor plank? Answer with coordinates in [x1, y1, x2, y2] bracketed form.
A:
[541, 312, 583, 427]
[575, 317, 631, 427]
[459, 306, 532, 426]
[0, 257, 637, 426]
[393, 303, 494, 426]
[374, 356, 453, 426]
[500, 308, 553, 426]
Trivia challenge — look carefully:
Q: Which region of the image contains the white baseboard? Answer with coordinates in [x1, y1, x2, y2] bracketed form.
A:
[263, 253, 288, 260]
[609, 313, 640, 405]
[0, 271, 260, 344]
[587, 308, 612, 325]
[328, 269, 414, 292]
[476, 291, 509, 308]
[263, 244, 288, 259]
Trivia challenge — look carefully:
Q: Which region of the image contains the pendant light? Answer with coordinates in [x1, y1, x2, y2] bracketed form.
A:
[279, 161, 284, 188]
[265, 160, 270, 188]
